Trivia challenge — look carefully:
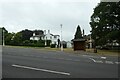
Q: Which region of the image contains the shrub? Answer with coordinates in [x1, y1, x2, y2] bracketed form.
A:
[46, 40, 51, 47]
[50, 44, 56, 48]
[63, 44, 67, 48]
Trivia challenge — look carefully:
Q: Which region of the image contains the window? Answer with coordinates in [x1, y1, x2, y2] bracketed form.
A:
[54, 36, 56, 38]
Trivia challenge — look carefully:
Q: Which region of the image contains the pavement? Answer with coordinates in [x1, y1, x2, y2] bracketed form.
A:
[2, 46, 119, 78]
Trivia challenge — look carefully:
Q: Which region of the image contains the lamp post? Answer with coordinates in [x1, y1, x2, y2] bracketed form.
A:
[44, 30, 47, 46]
[2, 29, 5, 46]
[90, 32, 92, 49]
[60, 24, 63, 51]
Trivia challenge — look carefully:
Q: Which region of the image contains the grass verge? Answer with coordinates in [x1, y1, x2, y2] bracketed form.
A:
[5, 45, 120, 57]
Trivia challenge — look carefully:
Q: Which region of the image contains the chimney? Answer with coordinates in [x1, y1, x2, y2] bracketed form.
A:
[44, 30, 46, 35]
[48, 30, 50, 34]
[33, 33, 35, 36]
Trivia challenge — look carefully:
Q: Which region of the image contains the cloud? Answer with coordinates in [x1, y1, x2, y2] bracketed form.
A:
[0, 0, 100, 41]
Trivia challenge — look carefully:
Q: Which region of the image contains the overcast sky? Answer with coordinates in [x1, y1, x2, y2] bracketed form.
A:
[0, 0, 100, 41]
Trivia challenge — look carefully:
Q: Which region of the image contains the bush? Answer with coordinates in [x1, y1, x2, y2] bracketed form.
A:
[46, 40, 51, 47]
[50, 44, 56, 48]
[63, 44, 67, 48]
[28, 42, 45, 47]
[21, 40, 45, 47]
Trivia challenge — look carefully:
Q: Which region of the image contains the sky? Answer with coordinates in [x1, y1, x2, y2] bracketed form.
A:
[0, 0, 100, 41]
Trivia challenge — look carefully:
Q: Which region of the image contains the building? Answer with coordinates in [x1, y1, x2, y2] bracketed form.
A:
[83, 34, 94, 49]
[67, 41, 72, 48]
[30, 30, 60, 47]
[72, 39, 86, 51]
[30, 33, 44, 41]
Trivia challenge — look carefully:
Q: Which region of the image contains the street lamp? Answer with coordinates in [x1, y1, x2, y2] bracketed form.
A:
[60, 24, 63, 51]
[90, 31, 92, 49]
[44, 30, 47, 46]
[2, 29, 5, 46]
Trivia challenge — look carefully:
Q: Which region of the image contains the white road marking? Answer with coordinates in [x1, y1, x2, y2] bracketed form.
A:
[101, 57, 106, 59]
[83, 55, 94, 57]
[82, 55, 99, 58]
[115, 62, 120, 64]
[89, 58, 104, 63]
[95, 60, 103, 63]
[89, 58, 96, 62]
[12, 64, 70, 76]
[105, 61, 113, 64]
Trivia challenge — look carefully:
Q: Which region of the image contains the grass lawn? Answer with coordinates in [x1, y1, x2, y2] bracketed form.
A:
[38, 47, 120, 57]
[5, 45, 120, 57]
[43, 48, 120, 57]
[86, 49, 120, 57]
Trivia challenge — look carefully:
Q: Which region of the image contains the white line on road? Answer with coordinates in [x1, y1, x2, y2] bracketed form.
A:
[12, 64, 70, 76]
[115, 62, 120, 64]
[95, 60, 103, 63]
[105, 61, 113, 64]
[101, 57, 106, 59]
[83, 55, 94, 57]
[89, 58, 96, 62]
[82, 55, 99, 58]
[89, 58, 103, 63]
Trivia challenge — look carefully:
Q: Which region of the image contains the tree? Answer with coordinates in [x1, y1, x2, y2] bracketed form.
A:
[5, 33, 14, 45]
[90, 2, 120, 46]
[74, 25, 82, 39]
[20, 29, 33, 41]
[57, 39, 60, 48]
[12, 32, 22, 46]
[19, 29, 44, 43]
[1, 27, 8, 45]
[33, 30, 44, 35]
[0, 28, 2, 45]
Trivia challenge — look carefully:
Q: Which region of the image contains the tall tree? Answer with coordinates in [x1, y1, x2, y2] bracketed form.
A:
[1, 27, 8, 45]
[33, 30, 44, 35]
[20, 29, 33, 41]
[20, 29, 44, 41]
[90, 2, 120, 45]
[0, 28, 2, 45]
[74, 25, 83, 39]
[12, 32, 22, 45]
[5, 33, 14, 45]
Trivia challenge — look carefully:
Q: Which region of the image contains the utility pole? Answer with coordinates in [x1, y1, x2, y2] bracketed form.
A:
[60, 24, 63, 51]
[44, 30, 47, 46]
[2, 28, 5, 46]
[90, 33, 92, 49]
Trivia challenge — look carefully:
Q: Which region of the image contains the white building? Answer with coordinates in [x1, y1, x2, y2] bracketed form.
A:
[30, 33, 44, 41]
[67, 41, 72, 48]
[30, 30, 60, 47]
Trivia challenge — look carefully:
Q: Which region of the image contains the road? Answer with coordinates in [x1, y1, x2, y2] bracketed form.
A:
[2, 46, 119, 78]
